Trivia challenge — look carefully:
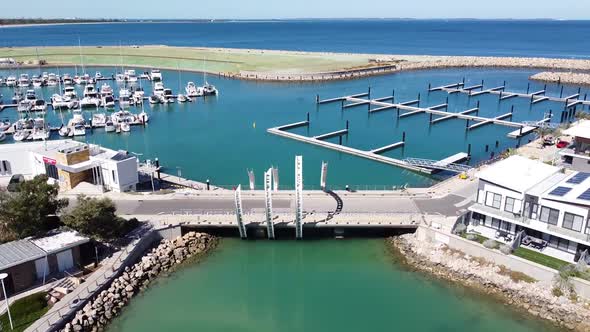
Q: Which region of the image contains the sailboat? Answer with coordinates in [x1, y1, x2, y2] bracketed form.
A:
[176, 64, 188, 103]
[200, 58, 218, 96]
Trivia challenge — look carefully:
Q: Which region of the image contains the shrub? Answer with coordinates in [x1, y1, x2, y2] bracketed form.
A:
[63, 195, 139, 241]
[453, 223, 467, 235]
[483, 239, 499, 249]
[466, 234, 478, 241]
[552, 287, 564, 297]
[500, 244, 514, 255]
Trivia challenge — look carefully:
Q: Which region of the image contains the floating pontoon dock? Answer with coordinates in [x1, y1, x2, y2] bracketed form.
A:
[268, 117, 471, 174]
[430, 81, 590, 107]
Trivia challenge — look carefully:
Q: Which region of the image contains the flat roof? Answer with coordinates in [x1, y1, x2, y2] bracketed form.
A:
[0, 239, 46, 271]
[563, 120, 590, 140]
[30, 231, 90, 254]
[477, 155, 561, 193]
[539, 171, 590, 207]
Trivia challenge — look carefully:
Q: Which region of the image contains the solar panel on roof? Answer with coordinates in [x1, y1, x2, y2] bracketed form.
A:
[567, 172, 590, 184]
[579, 188, 590, 201]
[549, 186, 573, 196]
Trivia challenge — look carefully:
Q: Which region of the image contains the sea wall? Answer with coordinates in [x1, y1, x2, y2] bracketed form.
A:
[530, 71, 590, 86]
[60, 231, 216, 332]
[232, 56, 590, 82]
[389, 227, 590, 331]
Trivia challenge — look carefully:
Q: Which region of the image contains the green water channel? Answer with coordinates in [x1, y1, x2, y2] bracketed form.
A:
[107, 239, 563, 332]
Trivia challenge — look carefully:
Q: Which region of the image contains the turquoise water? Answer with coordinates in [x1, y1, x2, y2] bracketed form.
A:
[107, 240, 562, 332]
[1, 67, 587, 188]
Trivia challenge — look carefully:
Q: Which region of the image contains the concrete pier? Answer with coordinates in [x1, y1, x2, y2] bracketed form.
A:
[314, 129, 349, 140]
[431, 107, 479, 124]
[317, 92, 369, 105]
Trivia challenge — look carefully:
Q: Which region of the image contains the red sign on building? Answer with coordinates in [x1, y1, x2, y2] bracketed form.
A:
[43, 157, 57, 165]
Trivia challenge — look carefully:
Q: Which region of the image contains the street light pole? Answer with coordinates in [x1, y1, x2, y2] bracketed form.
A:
[0, 273, 13, 330]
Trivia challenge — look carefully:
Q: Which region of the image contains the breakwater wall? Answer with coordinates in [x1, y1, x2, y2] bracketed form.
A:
[530, 71, 590, 86]
[57, 230, 216, 332]
[231, 56, 590, 82]
[389, 226, 590, 331]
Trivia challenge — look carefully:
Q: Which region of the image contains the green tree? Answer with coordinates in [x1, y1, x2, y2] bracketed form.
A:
[0, 175, 68, 241]
[63, 195, 138, 241]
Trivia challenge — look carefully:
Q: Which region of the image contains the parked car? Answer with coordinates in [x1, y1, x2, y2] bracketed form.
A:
[556, 140, 569, 149]
[543, 136, 556, 146]
[7, 174, 25, 192]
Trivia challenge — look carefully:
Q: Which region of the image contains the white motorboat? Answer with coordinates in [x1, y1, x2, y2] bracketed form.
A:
[80, 85, 101, 108]
[148, 95, 160, 104]
[102, 95, 116, 109]
[153, 82, 165, 97]
[92, 113, 108, 127]
[25, 89, 37, 103]
[62, 74, 73, 85]
[6, 76, 17, 87]
[124, 69, 138, 84]
[47, 73, 59, 86]
[31, 99, 47, 113]
[18, 74, 30, 88]
[132, 88, 145, 104]
[162, 88, 175, 104]
[31, 118, 50, 140]
[120, 121, 131, 132]
[95, 71, 103, 80]
[112, 110, 136, 123]
[185, 82, 201, 97]
[63, 86, 77, 99]
[119, 88, 132, 108]
[202, 82, 218, 96]
[75, 73, 92, 85]
[0, 120, 11, 132]
[69, 109, 86, 127]
[115, 73, 126, 83]
[105, 118, 116, 132]
[32, 75, 43, 88]
[100, 83, 114, 97]
[42, 72, 49, 82]
[13, 130, 29, 142]
[17, 100, 32, 113]
[51, 94, 69, 109]
[150, 69, 162, 82]
[58, 125, 70, 137]
[177, 94, 188, 103]
[72, 124, 86, 136]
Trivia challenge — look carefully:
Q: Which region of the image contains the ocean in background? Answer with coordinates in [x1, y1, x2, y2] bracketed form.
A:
[1, 20, 590, 58]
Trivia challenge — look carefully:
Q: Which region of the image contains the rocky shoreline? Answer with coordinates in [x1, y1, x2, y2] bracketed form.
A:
[387, 233, 590, 332]
[60, 232, 217, 332]
[530, 71, 590, 86]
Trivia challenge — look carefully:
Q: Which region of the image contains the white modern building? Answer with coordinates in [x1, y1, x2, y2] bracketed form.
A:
[561, 120, 590, 172]
[467, 155, 590, 263]
[0, 140, 138, 192]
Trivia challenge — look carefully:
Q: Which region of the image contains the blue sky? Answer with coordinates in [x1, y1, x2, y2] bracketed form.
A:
[3, 0, 589, 20]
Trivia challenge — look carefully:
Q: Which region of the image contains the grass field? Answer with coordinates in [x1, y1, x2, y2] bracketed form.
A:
[0, 46, 383, 75]
[513, 247, 570, 271]
[0, 292, 49, 332]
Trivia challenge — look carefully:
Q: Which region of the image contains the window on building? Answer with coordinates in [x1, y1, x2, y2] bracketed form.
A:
[539, 206, 559, 225]
[488, 218, 511, 232]
[563, 213, 584, 232]
[504, 197, 516, 213]
[44, 163, 58, 180]
[112, 170, 117, 184]
[0, 160, 11, 175]
[485, 192, 502, 209]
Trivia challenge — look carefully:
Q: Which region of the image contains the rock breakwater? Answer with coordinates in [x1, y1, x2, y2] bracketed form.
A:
[61, 232, 216, 332]
[388, 233, 590, 331]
